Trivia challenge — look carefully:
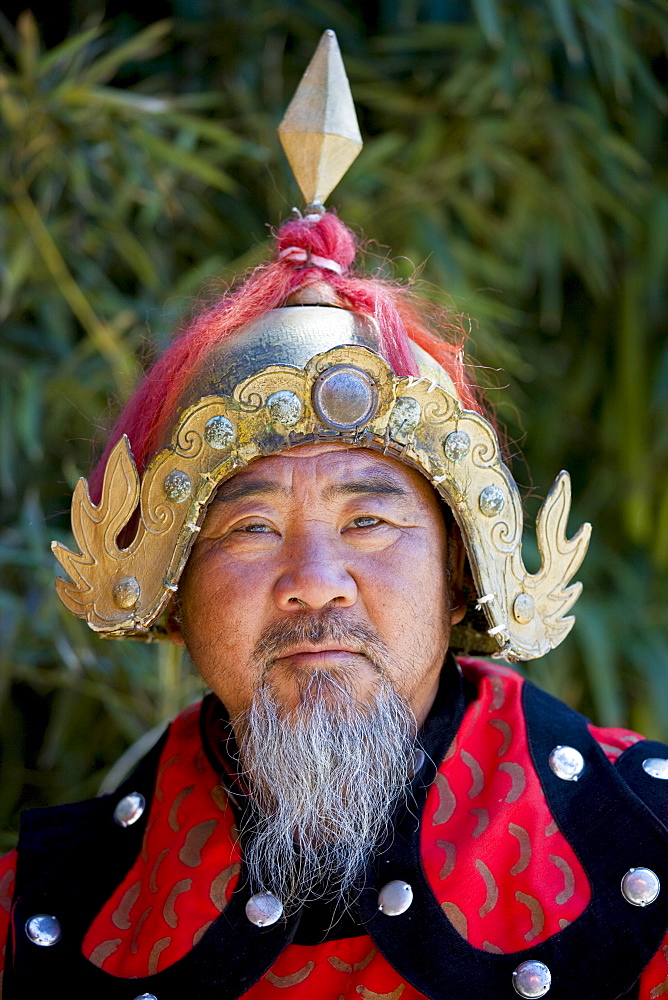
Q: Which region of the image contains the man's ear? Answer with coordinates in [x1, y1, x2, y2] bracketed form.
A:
[448, 523, 468, 626]
[165, 596, 186, 647]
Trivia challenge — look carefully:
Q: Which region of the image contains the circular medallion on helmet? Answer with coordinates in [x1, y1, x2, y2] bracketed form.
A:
[204, 415, 235, 450]
[267, 390, 303, 427]
[443, 430, 471, 463]
[479, 484, 505, 517]
[312, 365, 377, 430]
[388, 397, 421, 438]
[164, 470, 191, 503]
[112, 576, 141, 610]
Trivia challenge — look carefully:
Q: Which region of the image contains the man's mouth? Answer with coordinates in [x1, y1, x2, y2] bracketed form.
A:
[253, 611, 388, 675]
[273, 644, 365, 666]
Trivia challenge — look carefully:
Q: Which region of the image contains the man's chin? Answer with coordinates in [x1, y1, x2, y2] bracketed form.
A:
[265, 660, 381, 713]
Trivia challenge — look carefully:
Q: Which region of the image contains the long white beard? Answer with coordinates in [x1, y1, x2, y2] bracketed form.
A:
[233, 668, 417, 916]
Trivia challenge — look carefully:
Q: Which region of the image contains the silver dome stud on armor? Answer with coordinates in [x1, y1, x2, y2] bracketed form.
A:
[113, 791, 146, 828]
[267, 390, 303, 427]
[408, 748, 425, 779]
[443, 429, 470, 463]
[548, 745, 585, 782]
[112, 575, 141, 610]
[621, 867, 660, 906]
[642, 758, 668, 779]
[512, 960, 552, 997]
[204, 414, 236, 449]
[163, 469, 191, 503]
[378, 880, 413, 916]
[133, 995, 158, 999]
[245, 892, 284, 927]
[479, 484, 505, 517]
[512, 592, 535, 625]
[25, 914, 61, 947]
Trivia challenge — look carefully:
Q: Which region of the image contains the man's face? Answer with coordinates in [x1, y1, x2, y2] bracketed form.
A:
[176, 443, 461, 725]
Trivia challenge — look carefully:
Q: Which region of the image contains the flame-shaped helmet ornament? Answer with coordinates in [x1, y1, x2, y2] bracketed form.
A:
[52, 32, 591, 663]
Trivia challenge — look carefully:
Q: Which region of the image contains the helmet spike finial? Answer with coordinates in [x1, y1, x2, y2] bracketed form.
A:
[278, 29, 363, 209]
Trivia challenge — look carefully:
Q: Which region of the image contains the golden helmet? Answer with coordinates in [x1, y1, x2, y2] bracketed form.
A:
[52, 31, 590, 663]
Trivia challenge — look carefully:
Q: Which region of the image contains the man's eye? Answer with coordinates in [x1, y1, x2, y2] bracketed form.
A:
[351, 516, 381, 528]
[240, 523, 272, 533]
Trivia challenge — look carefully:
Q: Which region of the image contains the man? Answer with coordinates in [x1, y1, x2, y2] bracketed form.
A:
[2, 31, 668, 1000]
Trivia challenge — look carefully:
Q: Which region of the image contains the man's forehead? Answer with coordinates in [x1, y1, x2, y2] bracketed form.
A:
[213, 443, 426, 503]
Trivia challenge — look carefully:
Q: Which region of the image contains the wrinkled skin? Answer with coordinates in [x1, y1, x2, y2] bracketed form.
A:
[174, 443, 464, 725]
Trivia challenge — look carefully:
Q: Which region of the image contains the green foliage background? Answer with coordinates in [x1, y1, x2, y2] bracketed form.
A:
[1, 0, 666, 849]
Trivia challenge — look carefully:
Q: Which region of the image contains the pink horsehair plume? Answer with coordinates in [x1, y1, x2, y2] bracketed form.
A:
[88, 212, 485, 502]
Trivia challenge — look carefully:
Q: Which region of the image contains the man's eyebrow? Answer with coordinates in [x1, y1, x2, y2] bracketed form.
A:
[212, 478, 289, 504]
[325, 475, 412, 500]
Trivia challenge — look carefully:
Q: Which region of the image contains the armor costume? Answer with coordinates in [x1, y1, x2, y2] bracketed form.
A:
[2, 29, 668, 1000]
[2, 659, 668, 997]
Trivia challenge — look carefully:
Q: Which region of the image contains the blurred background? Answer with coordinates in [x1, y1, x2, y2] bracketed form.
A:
[1, 0, 666, 850]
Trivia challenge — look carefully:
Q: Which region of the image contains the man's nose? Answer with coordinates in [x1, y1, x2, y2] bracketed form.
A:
[273, 533, 357, 611]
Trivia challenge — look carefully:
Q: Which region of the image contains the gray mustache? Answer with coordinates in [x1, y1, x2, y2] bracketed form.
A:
[254, 610, 388, 661]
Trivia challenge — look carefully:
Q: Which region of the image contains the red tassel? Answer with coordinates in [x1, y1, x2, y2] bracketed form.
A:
[88, 213, 485, 502]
